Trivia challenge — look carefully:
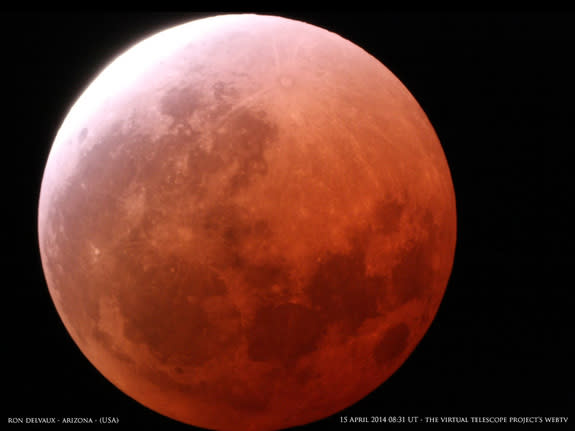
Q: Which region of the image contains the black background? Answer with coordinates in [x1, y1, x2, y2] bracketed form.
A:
[7, 10, 573, 429]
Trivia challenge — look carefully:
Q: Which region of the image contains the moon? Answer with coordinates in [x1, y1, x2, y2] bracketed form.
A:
[38, 14, 456, 431]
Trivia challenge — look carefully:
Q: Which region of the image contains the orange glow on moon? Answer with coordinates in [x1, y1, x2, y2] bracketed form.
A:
[38, 14, 456, 431]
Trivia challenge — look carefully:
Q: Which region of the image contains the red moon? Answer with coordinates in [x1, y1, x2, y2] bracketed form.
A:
[38, 14, 456, 431]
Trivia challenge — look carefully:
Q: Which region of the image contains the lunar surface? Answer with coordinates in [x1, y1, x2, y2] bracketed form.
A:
[38, 14, 456, 431]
